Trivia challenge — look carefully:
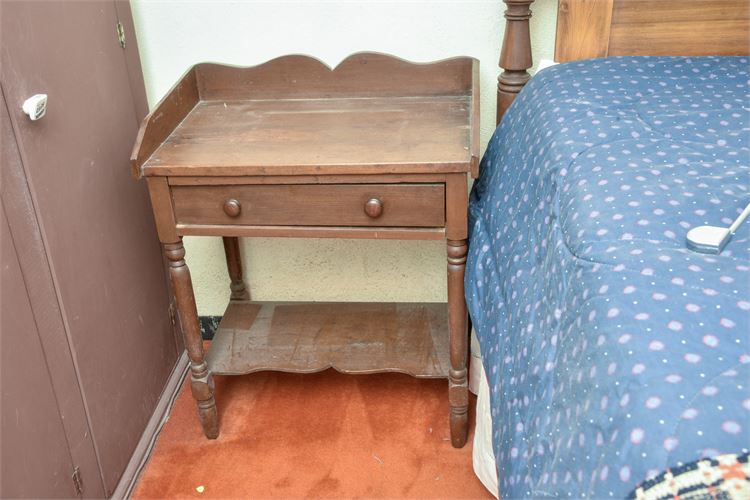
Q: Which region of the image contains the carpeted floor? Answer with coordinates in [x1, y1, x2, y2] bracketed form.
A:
[132, 362, 492, 499]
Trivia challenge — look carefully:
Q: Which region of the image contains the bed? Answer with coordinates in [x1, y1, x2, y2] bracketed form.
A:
[469, 1, 750, 498]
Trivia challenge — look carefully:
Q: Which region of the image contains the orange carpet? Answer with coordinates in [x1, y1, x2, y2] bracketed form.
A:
[132, 363, 491, 499]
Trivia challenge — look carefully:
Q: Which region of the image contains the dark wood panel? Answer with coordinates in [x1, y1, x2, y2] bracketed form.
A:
[146, 177, 179, 243]
[195, 53, 474, 100]
[613, 0, 749, 24]
[470, 60, 480, 176]
[151, 161, 469, 178]
[555, 0, 749, 62]
[445, 174, 469, 241]
[206, 302, 450, 378]
[168, 173, 449, 185]
[131, 55, 477, 178]
[130, 68, 198, 178]
[497, 0, 535, 124]
[175, 224, 446, 240]
[172, 184, 445, 227]
[609, 0, 750, 56]
[555, 0, 614, 62]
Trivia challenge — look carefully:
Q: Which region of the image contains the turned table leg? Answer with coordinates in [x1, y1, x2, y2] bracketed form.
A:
[447, 238, 469, 448]
[222, 236, 250, 301]
[164, 239, 219, 439]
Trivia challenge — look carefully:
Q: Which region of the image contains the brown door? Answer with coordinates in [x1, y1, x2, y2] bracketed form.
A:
[1, 86, 102, 498]
[1, 205, 77, 498]
[1, 1, 178, 495]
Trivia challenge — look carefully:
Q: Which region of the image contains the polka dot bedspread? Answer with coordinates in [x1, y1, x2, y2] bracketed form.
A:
[465, 57, 750, 498]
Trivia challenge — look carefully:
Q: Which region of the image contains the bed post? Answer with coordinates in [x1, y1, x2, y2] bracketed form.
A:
[497, 0, 534, 125]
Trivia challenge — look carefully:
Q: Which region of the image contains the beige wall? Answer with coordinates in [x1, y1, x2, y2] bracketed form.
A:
[131, 0, 558, 315]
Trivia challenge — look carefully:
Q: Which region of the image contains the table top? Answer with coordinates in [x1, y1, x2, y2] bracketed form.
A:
[143, 96, 472, 177]
[131, 53, 479, 178]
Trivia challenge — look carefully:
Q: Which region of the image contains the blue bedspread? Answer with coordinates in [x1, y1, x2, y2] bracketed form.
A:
[466, 57, 750, 498]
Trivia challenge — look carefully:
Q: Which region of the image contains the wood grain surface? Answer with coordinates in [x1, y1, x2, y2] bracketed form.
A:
[175, 224, 446, 240]
[131, 68, 198, 178]
[608, 0, 750, 57]
[555, 0, 749, 62]
[555, 0, 613, 62]
[172, 183, 445, 227]
[167, 173, 449, 186]
[142, 96, 472, 177]
[131, 53, 478, 179]
[195, 53, 474, 100]
[206, 301, 450, 378]
[497, 0, 535, 124]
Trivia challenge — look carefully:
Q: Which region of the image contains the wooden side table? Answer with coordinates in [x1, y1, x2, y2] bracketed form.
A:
[131, 53, 479, 447]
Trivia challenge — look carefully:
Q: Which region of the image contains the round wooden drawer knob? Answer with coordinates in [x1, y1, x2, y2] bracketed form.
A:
[364, 198, 383, 218]
[223, 198, 242, 217]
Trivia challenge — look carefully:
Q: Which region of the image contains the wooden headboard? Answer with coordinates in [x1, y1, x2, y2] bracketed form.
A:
[556, 0, 750, 62]
[496, 0, 750, 124]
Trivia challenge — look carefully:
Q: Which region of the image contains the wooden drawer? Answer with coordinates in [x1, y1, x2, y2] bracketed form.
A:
[171, 184, 445, 227]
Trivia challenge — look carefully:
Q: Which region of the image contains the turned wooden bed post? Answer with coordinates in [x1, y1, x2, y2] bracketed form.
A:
[497, 0, 535, 125]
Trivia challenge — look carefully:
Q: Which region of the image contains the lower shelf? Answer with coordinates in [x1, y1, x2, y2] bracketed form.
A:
[205, 301, 450, 378]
